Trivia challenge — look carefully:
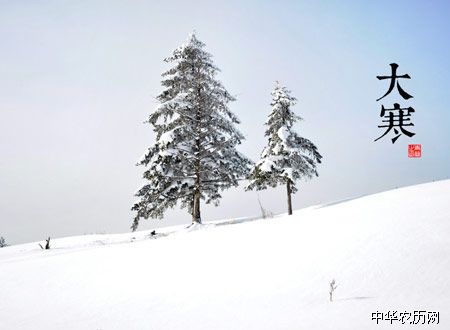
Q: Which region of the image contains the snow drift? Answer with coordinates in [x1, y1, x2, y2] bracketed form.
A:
[1, 180, 449, 329]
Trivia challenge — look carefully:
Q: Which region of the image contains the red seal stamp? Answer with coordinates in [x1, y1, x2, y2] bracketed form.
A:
[408, 144, 421, 158]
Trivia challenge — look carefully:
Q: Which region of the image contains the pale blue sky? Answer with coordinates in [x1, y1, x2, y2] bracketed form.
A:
[1, 0, 449, 244]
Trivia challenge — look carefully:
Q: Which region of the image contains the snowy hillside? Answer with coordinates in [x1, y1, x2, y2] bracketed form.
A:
[1, 180, 449, 329]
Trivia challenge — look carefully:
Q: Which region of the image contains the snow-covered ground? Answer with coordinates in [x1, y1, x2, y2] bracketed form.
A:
[1, 180, 449, 329]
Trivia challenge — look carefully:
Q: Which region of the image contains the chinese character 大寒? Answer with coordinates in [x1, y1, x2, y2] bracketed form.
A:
[375, 63, 415, 143]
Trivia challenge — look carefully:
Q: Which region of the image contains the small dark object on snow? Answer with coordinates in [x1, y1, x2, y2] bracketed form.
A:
[329, 279, 338, 302]
[0, 236, 7, 248]
[39, 237, 51, 250]
[150, 230, 156, 236]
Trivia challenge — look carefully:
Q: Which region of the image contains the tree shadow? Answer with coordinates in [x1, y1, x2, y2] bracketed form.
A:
[335, 296, 374, 301]
[214, 215, 262, 227]
[315, 195, 367, 209]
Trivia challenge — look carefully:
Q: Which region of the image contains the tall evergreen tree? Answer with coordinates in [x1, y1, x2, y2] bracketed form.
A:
[246, 82, 322, 215]
[132, 33, 251, 230]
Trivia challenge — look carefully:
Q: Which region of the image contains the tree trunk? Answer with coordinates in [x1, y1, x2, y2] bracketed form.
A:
[192, 190, 201, 224]
[192, 151, 202, 224]
[192, 83, 203, 224]
[287, 180, 293, 215]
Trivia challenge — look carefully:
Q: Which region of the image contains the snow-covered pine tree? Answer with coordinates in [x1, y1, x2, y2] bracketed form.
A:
[246, 82, 322, 215]
[131, 33, 251, 231]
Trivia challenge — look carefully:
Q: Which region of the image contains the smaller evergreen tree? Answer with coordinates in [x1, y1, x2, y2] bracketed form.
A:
[246, 82, 322, 215]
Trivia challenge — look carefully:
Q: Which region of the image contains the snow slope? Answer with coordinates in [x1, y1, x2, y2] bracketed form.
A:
[1, 180, 450, 329]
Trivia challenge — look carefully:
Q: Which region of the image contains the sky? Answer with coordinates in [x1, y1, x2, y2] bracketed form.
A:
[1, 0, 449, 244]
